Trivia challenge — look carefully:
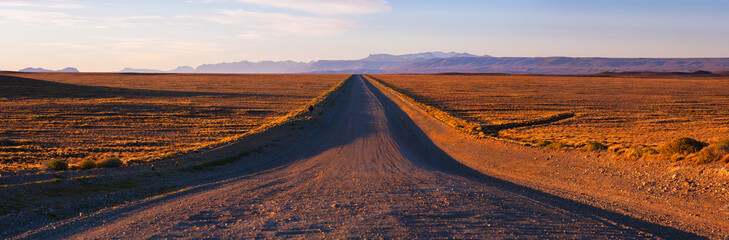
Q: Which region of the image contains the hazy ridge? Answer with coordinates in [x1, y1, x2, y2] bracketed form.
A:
[17, 67, 79, 73]
[17, 52, 729, 74]
[127, 53, 729, 74]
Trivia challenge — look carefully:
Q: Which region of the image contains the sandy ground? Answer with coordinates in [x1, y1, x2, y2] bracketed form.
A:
[10, 75, 727, 239]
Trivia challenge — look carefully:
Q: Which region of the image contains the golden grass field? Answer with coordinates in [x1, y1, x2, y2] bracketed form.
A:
[371, 74, 729, 155]
[0, 72, 346, 170]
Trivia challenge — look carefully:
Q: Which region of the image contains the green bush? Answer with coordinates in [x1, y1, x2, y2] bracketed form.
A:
[78, 159, 96, 170]
[96, 157, 123, 168]
[583, 142, 608, 151]
[659, 137, 706, 155]
[43, 159, 68, 171]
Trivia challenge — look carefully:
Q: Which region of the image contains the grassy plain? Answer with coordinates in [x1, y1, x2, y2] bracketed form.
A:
[371, 74, 729, 154]
[0, 72, 346, 170]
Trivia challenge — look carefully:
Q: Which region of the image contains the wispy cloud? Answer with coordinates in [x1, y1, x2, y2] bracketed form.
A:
[194, 9, 355, 35]
[100, 37, 224, 54]
[106, 15, 165, 28]
[183, 0, 390, 37]
[0, 0, 89, 9]
[0, 9, 103, 28]
[35, 42, 96, 50]
[0, 8, 164, 29]
[235, 0, 391, 16]
[237, 31, 264, 40]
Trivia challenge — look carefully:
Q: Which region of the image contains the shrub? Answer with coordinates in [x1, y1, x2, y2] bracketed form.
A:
[692, 137, 729, 164]
[625, 146, 658, 160]
[77, 159, 96, 170]
[583, 142, 608, 151]
[659, 137, 706, 155]
[712, 137, 729, 155]
[694, 148, 719, 164]
[96, 157, 123, 168]
[43, 159, 68, 171]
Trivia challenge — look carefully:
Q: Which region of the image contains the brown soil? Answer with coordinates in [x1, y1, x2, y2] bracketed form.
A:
[370, 74, 729, 151]
[0, 73, 345, 170]
[8, 75, 727, 239]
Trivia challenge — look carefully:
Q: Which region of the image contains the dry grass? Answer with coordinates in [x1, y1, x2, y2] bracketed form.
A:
[0, 72, 346, 170]
[372, 74, 729, 160]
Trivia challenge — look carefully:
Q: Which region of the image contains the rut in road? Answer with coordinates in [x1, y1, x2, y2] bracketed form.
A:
[19, 75, 702, 239]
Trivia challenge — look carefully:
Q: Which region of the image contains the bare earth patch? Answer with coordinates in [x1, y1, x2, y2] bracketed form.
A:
[371, 74, 729, 149]
[0, 73, 346, 170]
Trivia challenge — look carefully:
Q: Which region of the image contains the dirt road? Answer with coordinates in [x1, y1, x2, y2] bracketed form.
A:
[15, 75, 703, 239]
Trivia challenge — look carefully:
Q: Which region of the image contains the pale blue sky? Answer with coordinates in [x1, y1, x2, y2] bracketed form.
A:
[1, 0, 727, 71]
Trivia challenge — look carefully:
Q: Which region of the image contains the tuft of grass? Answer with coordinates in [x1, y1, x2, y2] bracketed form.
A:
[77, 159, 96, 170]
[692, 137, 729, 164]
[96, 157, 123, 168]
[545, 141, 570, 149]
[43, 159, 68, 171]
[583, 141, 608, 151]
[625, 146, 658, 160]
[659, 137, 706, 155]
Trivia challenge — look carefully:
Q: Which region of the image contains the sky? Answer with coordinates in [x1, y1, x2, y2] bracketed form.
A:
[1, 0, 728, 72]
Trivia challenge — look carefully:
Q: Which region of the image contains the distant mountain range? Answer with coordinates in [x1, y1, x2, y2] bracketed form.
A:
[18, 52, 729, 75]
[119, 52, 729, 74]
[120, 52, 487, 74]
[19, 67, 79, 73]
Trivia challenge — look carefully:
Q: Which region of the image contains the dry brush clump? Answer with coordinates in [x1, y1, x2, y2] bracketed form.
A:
[43, 159, 68, 171]
[0, 73, 346, 170]
[96, 157, 123, 168]
[545, 141, 571, 149]
[623, 146, 659, 160]
[690, 137, 729, 164]
[616, 137, 729, 164]
[582, 141, 608, 151]
[659, 137, 707, 155]
[77, 159, 97, 170]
